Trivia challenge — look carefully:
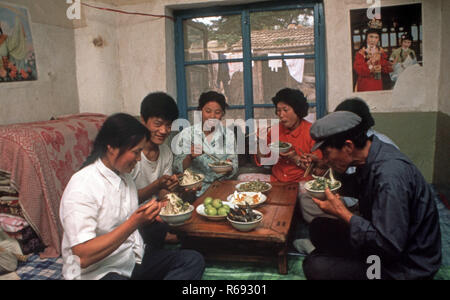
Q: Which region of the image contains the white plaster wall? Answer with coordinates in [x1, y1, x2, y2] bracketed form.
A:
[323, 0, 441, 113]
[0, 0, 79, 125]
[74, 2, 123, 115]
[116, 1, 169, 115]
[439, 0, 450, 115]
[75, 0, 445, 117]
[102, 0, 265, 116]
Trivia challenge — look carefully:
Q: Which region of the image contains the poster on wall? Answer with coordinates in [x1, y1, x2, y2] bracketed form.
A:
[0, 2, 37, 83]
[350, 3, 422, 92]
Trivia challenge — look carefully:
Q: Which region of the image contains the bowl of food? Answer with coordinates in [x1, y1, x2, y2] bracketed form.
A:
[235, 181, 272, 194]
[178, 169, 204, 190]
[208, 161, 233, 174]
[227, 205, 263, 232]
[227, 191, 267, 208]
[159, 193, 194, 226]
[304, 177, 341, 201]
[269, 141, 292, 153]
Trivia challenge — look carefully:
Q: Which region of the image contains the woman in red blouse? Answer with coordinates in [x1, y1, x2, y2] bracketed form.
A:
[353, 28, 392, 92]
[255, 88, 324, 182]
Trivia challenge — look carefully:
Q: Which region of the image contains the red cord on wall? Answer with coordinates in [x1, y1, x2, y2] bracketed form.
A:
[81, 2, 174, 21]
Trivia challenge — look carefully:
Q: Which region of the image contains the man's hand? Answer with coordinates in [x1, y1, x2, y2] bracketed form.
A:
[158, 174, 179, 191]
[311, 189, 353, 223]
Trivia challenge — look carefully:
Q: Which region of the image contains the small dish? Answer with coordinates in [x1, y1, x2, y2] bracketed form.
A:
[227, 210, 263, 232]
[227, 191, 267, 208]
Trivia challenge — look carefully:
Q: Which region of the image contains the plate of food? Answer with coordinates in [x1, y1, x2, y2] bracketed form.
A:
[226, 191, 267, 208]
[196, 196, 234, 221]
[178, 169, 204, 189]
[269, 141, 292, 153]
[159, 193, 194, 226]
[235, 181, 272, 194]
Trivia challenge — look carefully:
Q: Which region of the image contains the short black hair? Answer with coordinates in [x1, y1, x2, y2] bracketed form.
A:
[334, 98, 375, 131]
[197, 91, 229, 112]
[401, 33, 413, 42]
[140, 92, 179, 123]
[82, 113, 150, 169]
[271, 88, 309, 119]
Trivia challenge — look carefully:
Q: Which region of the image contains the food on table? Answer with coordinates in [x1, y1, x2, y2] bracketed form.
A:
[237, 181, 271, 193]
[227, 203, 262, 223]
[203, 197, 230, 216]
[204, 196, 213, 206]
[230, 191, 262, 206]
[160, 193, 190, 215]
[179, 169, 203, 185]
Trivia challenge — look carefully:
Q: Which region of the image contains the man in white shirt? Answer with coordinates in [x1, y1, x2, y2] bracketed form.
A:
[131, 92, 180, 202]
[130, 92, 182, 248]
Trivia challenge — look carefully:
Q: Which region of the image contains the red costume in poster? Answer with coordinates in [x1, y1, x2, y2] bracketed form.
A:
[353, 46, 392, 92]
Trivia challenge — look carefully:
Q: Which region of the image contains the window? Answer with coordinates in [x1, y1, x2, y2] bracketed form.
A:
[174, 1, 326, 125]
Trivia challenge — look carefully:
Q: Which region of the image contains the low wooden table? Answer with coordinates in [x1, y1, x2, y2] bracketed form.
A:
[174, 180, 299, 274]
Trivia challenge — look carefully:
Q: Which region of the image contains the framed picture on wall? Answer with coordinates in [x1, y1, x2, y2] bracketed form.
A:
[0, 2, 37, 83]
[350, 3, 422, 92]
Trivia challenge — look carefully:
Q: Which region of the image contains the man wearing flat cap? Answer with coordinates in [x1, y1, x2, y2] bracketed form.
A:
[302, 111, 441, 280]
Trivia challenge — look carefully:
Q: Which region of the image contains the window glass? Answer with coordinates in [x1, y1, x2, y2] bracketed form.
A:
[252, 58, 316, 105]
[183, 15, 243, 61]
[250, 9, 315, 56]
[185, 62, 244, 107]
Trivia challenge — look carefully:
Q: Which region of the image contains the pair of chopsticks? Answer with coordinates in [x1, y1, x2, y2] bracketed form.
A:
[204, 152, 221, 162]
[298, 148, 314, 178]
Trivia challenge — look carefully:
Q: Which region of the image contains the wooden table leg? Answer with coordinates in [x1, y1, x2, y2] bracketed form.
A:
[278, 247, 288, 275]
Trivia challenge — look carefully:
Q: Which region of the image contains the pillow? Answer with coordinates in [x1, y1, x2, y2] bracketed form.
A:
[0, 214, 29, 233]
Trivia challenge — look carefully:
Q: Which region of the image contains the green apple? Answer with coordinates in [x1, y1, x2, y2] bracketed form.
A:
[206, 207, 217, 216]
[204, 197, 213, 206]
[217, 207, 228, 216]
[212, 198, 223, 208]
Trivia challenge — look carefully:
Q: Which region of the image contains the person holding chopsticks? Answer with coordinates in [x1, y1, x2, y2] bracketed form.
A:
[173, 91, 238, 196]
[59, 113, 204, 280]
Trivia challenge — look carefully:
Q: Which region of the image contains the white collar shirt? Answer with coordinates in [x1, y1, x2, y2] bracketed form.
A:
[60, 159, 144, 280]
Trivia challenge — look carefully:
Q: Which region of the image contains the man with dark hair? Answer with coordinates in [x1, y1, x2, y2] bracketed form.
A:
[302, 111, 441, 280]
[131, 92, 180, 203]
[130, 92, 180, 248]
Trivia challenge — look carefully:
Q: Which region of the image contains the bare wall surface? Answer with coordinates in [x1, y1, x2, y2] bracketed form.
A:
[0, 0, 79, 125]
[439, 0, 450, 116]
[74, 2, 123, 115]
[373, 112, 436, 183]
[434, 112, 450, 185]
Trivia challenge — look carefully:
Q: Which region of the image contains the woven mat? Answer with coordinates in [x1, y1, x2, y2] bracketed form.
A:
[15, 254, 62, 280]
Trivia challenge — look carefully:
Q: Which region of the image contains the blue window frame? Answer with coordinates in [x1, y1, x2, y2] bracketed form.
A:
[174, 0, 326, 124]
